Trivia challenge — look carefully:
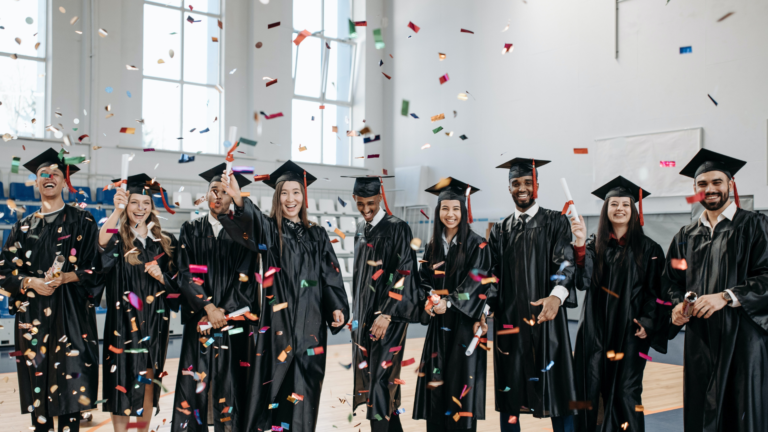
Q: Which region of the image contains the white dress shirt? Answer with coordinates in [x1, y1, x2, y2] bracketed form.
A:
[368, 205, 386, 228]
[698, 201, 741, 307]
[130, 227, 156, 248]
[442, 229, 459, 254]
[513, 203, 570, 306]
[208, 212, 223, 237]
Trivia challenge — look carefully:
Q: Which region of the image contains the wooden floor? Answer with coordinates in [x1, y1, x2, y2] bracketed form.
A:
[0, 338, 683, 432]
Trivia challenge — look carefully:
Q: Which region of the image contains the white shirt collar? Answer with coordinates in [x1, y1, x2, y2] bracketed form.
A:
[442, 229, 458, 254]
[369, 206, 386, 228]
[130, 226, 156, 248]
[208, 212, 223, 236]
[699, 200, 737, 231]
[514, 202, 539, 221]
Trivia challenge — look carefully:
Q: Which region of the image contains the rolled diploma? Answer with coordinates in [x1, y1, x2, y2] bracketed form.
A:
[465, 326, 485, 356]
[682, 291, 698, 317]
[50, 255, 66, 277]
[119, 154, 130, 209]
[560, 178, 579, 221]
[226, 306, 250, 319]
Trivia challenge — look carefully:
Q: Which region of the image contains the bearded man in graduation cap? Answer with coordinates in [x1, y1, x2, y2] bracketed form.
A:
[0, 148, 104, 432]
[171, 163, 259, 432]
[342, 175, 421, 432]
[487, 158, 577, 432]
[664, 149, 768, 432]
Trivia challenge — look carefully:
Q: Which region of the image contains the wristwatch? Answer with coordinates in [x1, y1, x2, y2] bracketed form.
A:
[721, 291, 733, 305]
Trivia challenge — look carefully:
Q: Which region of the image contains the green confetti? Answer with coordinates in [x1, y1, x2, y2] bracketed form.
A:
[457, 293, 470, 300]
[401, 100, 409, 116]
[152, 379, 169, 392]
[64, 156, 86, 165]
[348, 19, 357, 39]
[388, 273, 393, 283]
[373, 28, 385, 49]
[432, 126, 444, 134]
[269, 298, 277, 305]
[156, 309, 165, 313]
[94, 399, 108, 405]
[433, 367, 440, 374]
[228, 327, 243, 335]
[239, 137, 258, 146]
[374, 414, 383, 421]
[348, 413, 354, 422]
[125, 348, 149, 354]
[301, 280, 318, 288]
[11, 156, 20, 174]
[369, 285, 375, 292]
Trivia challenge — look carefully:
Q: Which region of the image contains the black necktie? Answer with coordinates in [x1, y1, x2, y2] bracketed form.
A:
[365, 222, 372, 238]
[518, 213, 529, 229]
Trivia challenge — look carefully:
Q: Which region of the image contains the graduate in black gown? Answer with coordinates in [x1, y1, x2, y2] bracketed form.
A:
[96, 174, 180, 432]
[171, 164, 259, 432]
[569, 176, 668, 432]
[487, 158, 577, 432]
[341, 175, 421, 432]
[218, 161, 349, 432]
[664, 149, 768, 432]
[0, 148, 104, 432]
[412, 178, 495, 432]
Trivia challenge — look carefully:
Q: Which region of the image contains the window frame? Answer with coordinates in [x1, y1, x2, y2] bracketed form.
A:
[143, 0, 225, 154]
[292, 0, 358, 166]
[0, 0, 49, 139]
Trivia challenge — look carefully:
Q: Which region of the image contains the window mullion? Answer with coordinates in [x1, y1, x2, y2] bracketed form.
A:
[179, 7, 184, 152]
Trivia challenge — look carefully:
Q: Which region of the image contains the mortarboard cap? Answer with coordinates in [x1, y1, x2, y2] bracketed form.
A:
[110, 173, 175, 214]
[342, 175, 394, 198]
[591, 176, 650, 225]
[496, 157, 550, 199]
[679, 148, 746, 180]
[23, 148, 81, 175]
[263, 160, 317, 189]
[425, 177, 479, 223]
[199, 163, 252, 189]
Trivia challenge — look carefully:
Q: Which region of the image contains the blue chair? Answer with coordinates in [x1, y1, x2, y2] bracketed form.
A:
[0, 205, 16, 225]
[86, 207, 107, 224]
[9, 182, 35, 201]
[0, 182, 6, 199]
[2, 229, 11, 247]
[153, 191, 175, 211]
[97, 188, 117, 204]
[21, 205, 40, 219]
[0, 296, 11, 318]
[95, 306, 107, 315]
[67, 186, 94, 204]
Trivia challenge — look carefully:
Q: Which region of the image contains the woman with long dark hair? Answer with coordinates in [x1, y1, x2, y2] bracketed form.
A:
[569, 176, 668, 432]
[218, 161, 349, 432]
[97, 174, 179, 432]
[413, 178, 495, 432]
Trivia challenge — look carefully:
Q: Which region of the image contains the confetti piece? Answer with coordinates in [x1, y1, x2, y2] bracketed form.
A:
[601, 286, 619, 299]
[573, 148, 588, 154]
[685, 191, 706, 204]
[439, 74, 450, 85]
[382, 72, 392, 80]
[717, 12, 734, 22]
[502, 43, 514, 54]
[373, 28, 385, 49]
[372, 269, 384, 280]
[407, 21, 420, 33]
[179, 154, 195, 163]
[389, 291, 403, 301]
[430, 113, 445, 122]
[708, 94, 718, 106]
[119, 127, 136, 134]
[656, 298, 672, 306]
[639, 352, 653, 361]
[264, 112, 284, 120]
[680, 46, 692, 54]
[363, 135, 381, 144]
[268, 22, 281, 29]
[189, 264, 208, 273]
[273, 302, 288, 312]
[358, 361, 368, 369]
[367, 154, 380, 158]
[294, 30, 311, 46]
[497, 328, 520, 335]
[635, 405, 644, 412]
[671, 258, 688, 270]
[421, 144, 431, 150]
[460, 29, 474, 34]
[306, 346, 324, 356]
[410, 238, 422, 250]
[354, 21, 367, 26]
[659, 161, 676, 167]
[128, 292, 143, 311]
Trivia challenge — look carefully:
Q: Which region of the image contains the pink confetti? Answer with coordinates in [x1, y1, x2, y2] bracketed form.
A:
[264, 266, 281, 277]
[503, 324, 515, 329]
[389, 346, 402, 353]
[189, 264, 208, 273]
[128, 292, 143, 311]
[639, 352, 652, 361]
[58, 235, 71, 240]
[655, 298, 672, 306]
[659, 161, 676, 168]
[255, 273, 263, 284]
[240, 361, 251, 367]
[70, 248, 76, 256]
[166, 293, 181, 299]
[107, 229, 118, 234]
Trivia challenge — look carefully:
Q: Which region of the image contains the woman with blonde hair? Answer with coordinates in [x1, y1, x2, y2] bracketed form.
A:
[219, 160, 349, 432]
[97, 174, 179, 432]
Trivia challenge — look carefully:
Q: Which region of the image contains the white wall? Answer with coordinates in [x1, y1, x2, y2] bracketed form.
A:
[5, 0, 376, 206]
[384, 0, 768, 218]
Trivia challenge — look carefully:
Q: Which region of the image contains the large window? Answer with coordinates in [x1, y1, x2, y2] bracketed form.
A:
[292, 0, 356, 166]
[142, 0, 222, 154]
[0, 0, 47, 139]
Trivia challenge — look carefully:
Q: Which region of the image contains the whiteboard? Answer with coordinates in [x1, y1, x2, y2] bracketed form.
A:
[593, 128, 701, 197]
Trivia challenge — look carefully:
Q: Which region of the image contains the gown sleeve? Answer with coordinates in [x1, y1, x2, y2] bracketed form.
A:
[447, 238, 494, 321]
[727, 214, 768, 333]
[662, 229, 687, 339]
[161, 233, 182, 312]
[379, 222, 422, 322]
[95, 233, 120, 274]
[318, 229, 350, 335]
[177, 223, 212, 313]
[637, 242, 668, 353]
[552, 214, 577, 308]
[218, 197, 269, 252]
[573, 236, 596, 292]
[486, 222, 503, 314]
[0, 222, 34, 298]
[74, 215, 105, 304]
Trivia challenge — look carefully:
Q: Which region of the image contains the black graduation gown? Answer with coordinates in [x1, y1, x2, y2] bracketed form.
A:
[218, 198, 350, 432]
[573, 234, 668, 432]
[171, 215, 259, 432]
[96, 231, 180, 416]
[0, 205, 104, 418]
[350, 213, 422, 422]
[663, 208, 768, 432]
[488, 208, 577, 418]
[412, 230, 495, 429]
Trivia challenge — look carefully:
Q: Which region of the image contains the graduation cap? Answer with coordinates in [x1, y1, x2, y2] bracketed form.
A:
[592, 176, 650, 226]
[496, 157, 551, 199]
[109, 173, 175, 214]
[425, 177, 480, 223]
[23, 148, 81, 194]
[679, 149, 746, 207]
[341, 175, 395, 215]
[261, 161, 316, 209]
[199, 163, 252, 189]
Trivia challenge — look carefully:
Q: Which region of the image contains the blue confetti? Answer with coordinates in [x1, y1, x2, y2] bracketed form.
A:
[137, 375, 152, 384]
[395, 408, 406, 415]
[558, 260, 571, 272]
[258, 244, 267, 251]
[311, 116, 315, 121]
[105, 86, 113, 93]
[445, 410, 452, 415]
[680, 46, 692, 54]
[194, 409, 202, 424]
[199, 128, 210, 134]
[363, 135, 381, 144]
[281, 422, 290, 430]
[550, 274, 566, 281]
[126, 91, 132, 98]
[223, 140, 232, 148]
[351, 320, 358, 330]
[410, 113, 419, 119]
[137, 408, 144, 416]
[338, 197, 347, 207]
[440, 327, 451, 331]
[326, 220, 332, 227]
[529, 377, 539, 381]
[501, 386, 511, 392]
[179, 154, 195, 163]
[542, 360, 554, 372]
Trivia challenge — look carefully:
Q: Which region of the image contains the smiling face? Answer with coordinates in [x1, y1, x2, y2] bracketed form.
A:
[280, 181, 304, 220]
[126, 193, 153, 226]
[353, 194, 382, 223]
[607, 196, 632, 226]
[439, 199, 462, 230]
[509, 176, 536, 210]
[35, 165, 65, 199]
[695, 171, 732, 211]
[207, 181, 233, 216]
